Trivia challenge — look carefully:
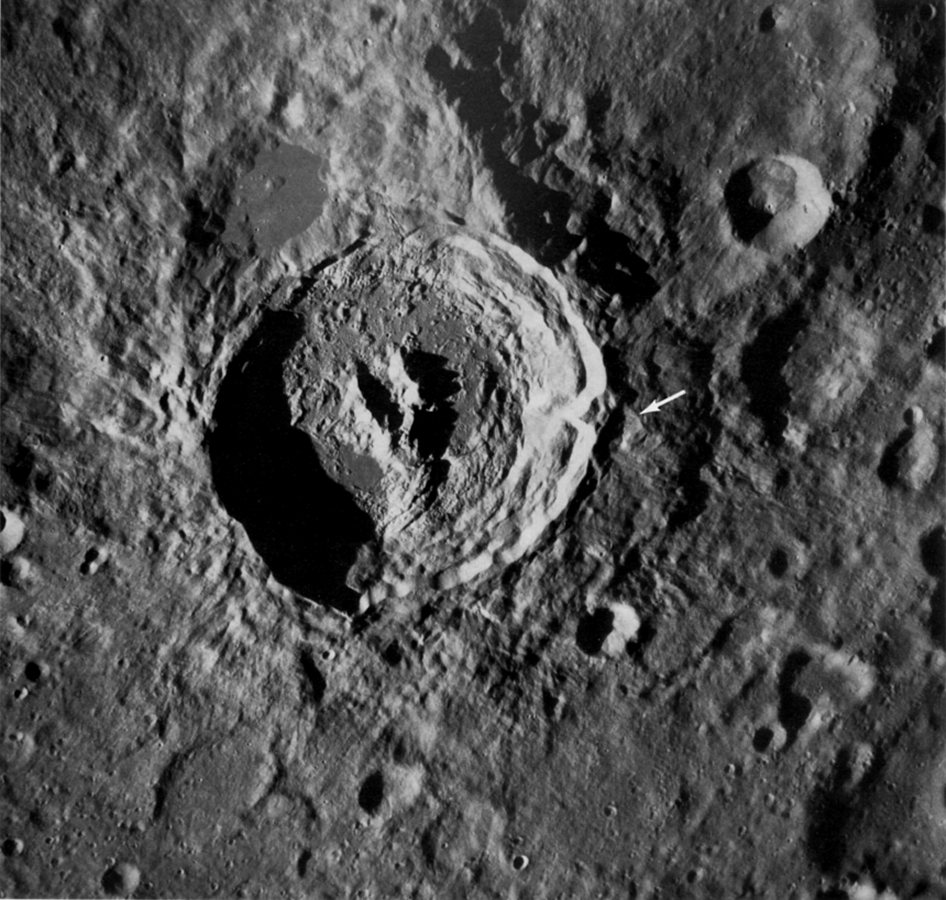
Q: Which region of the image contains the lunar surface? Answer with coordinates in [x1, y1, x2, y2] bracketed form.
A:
[1, 1, 944, 898]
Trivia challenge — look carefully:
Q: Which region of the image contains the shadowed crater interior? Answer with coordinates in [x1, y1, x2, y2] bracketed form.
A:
[209, 310, 376, 613]
[725, 165, 775, 242]
[725, 158, 797, 243]
[403, 349, 460, 499]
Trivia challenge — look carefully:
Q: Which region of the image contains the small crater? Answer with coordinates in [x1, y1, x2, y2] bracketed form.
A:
[777, 650, 813, 745]
[53, 149, 75, 178]
[79, 547, 103, 576]
[23, 661, 42, 683]
[759, 5, 779, 31]
[877, 427, 912, 487]
[358, 770, 385, 815]
[920, 525, 945, 580]
[542, 689, 563, 720]
[926, 327, 945, 367]
[753, 726, 774, 752]
[768, 547, 790, 579]
[512, 854, 529, 871]
[0, 508, 25, 555]
[101, 861, 141, 897]
[381, 640, 403, 666]
[725, 164, 781, 243]
[0, 555, 32, 589]
[1, 837, 23, 857]
[576, 608, 615, 656]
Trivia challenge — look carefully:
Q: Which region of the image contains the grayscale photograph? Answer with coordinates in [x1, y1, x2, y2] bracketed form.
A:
[1, 0, 944, 897]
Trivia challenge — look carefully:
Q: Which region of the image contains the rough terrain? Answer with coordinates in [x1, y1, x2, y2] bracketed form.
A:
[1, 0, 944, 897]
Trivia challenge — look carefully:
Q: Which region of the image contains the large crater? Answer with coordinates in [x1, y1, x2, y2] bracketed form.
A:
[212, 228, 606, 609]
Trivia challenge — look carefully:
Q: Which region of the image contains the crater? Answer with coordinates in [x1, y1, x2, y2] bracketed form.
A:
[210, 227, 605, 606]
[725, 155, 832, 255]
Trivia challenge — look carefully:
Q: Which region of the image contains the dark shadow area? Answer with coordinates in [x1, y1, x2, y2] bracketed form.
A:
[724, 164, 773, 243]
[759, 6, 778, 31]
[919, 524, 945, 580]
[586, 83, 613, 170]
[576, 608, 614, 655]
[877, 428, 912, 487]
[805, 744, 883, 875]
[777, 649, 813, 746]
[182, 189, 226, 252]
[753, 726, 774, 752]
[381, 640, 403, 667]
[922, 203, 945, 235]
[514, 101, 567, 168]
[424, 8, 579, 266]
[709, 616, 735, 654]
[403, 349, 460, 500]
[403, 350, 460, 460]
[208, 311, 376, 613]
[357, 771, 385, 815]
[768, 547, 790, 578]
[299, 648, 326, 704]
[805, 781, 852, 874]
[575, 206, 661, 303]
[740, 304, 808, 446]
[626, 616, 657, 665]
[875, 2, 945, 125]
[867, 121, 904, 173]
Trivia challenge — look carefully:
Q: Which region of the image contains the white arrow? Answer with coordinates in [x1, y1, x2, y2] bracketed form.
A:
[640, 390, 686, 416]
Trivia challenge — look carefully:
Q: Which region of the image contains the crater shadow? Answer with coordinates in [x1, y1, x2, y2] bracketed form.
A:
[576, 608, 614, 656]
[403, 349, 460, 502]
[724, 164, 773, 243]
[208, 310, 376, 613]
[424, 8, 579, 266]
